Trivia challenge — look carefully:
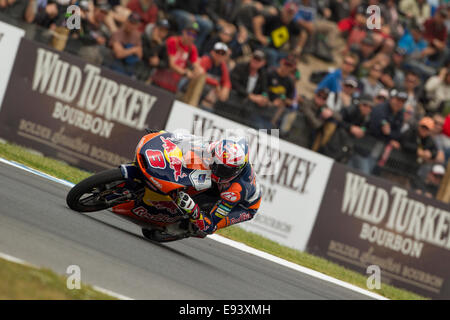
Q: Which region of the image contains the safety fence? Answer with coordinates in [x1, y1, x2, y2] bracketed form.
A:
[0, 19, 449, 299]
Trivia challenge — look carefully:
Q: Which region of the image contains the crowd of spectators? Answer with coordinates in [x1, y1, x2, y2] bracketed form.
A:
[1, 0, 450, 199]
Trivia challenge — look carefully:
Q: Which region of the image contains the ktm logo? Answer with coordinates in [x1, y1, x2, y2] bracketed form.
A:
[221, 191, 240, 203]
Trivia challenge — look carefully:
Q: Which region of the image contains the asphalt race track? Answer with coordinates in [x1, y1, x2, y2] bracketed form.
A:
[0, 161, 374, 300]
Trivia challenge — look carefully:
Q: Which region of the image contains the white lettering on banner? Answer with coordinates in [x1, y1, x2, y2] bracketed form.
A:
[52, 102, 114, 138]
[165, 101, 334, 252]
[0, 21, 25, 111]
[342, 172, 450, 257]
[31, 48, 158, 135]
[191, 113, 317, 194]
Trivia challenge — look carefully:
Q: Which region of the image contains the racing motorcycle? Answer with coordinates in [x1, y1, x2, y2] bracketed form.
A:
[66, 130, 217, 242]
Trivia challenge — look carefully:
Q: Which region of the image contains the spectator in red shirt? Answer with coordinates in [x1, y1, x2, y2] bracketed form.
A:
[166, 22, 203, 78]
[151, 22, 204, 92]
[420, 7, 448, 65]
[198, 42, 232, 108]
[126, 0, 158, 32]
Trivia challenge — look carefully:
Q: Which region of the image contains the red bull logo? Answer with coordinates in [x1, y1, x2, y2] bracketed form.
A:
[168, 155, 186, 181]
[161, 136, 177, 153]
[161, 136, 187, 182]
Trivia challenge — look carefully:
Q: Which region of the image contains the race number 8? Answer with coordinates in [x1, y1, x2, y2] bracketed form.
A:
[146, 149, 166, 169]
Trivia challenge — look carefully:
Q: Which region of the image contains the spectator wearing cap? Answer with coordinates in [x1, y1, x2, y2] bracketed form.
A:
[141, 19, 170, 71]
[336, 94, 374, 171]
[198, 42, 232, 107]
[337, 94, 373, 138]
[351, 36, 378, 76]
[425, 66, 450, 113]
[381, 47, 407, 89]
[348, 90, 406, 174]
[252, 1, 302, 67]
[317, 53, 358, 95]
[108, 12, 143, 76]
[302, 87, 337, 148]
[359, 37, 396, 73]
[215, 49, 269, 125]
[412, 163, 446, 198]
[400, 117, 441, 181]
[246, 55, 296, 129]
[327, 76, 358, 113]
[169, 0, 214, 48]
[126, 0, 158, 33]
[200, 23, 241, 61]
[151, 22, 204, 93]
[229, 49, 269, 107]
[368, 89, 407, 147]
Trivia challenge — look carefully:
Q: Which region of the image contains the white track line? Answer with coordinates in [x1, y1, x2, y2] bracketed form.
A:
[0, 157, 387, 300]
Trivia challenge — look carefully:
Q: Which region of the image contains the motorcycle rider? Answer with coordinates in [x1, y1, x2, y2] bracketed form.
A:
[176, 137, 262, 235]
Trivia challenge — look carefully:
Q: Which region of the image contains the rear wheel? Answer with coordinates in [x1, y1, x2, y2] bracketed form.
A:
[66, 168, 130, 212]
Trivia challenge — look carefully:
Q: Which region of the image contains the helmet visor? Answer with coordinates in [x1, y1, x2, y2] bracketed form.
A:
[211, 162, 241, 179]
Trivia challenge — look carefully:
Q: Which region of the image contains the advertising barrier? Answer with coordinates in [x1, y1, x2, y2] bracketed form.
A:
[0, 37, 174, 172]
[165, 101, 334, 251]
[307, 162, 450, 299]
[0, 21, 24, 110]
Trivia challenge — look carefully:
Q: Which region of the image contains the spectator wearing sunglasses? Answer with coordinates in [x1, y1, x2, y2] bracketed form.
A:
[198, 42, 232, 107]
[166, 22, 201, 75]
[327, 76, 359, 113]
[400, 117, 440, 177]
[317, 53, 358, 96]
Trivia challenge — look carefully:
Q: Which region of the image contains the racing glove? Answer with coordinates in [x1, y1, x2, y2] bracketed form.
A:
[176, 191, 201, 220]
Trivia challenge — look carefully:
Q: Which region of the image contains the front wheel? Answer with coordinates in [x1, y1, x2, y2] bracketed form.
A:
[66, 168, 131, 213]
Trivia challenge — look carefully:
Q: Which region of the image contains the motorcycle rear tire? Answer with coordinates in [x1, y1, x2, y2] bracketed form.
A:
[66, 168, 125, 213]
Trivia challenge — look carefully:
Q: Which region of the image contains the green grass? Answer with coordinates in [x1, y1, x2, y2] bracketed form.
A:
[217, 226, 427, 300]
[0, 257, 116, 300]
[0, 141, 427, 300]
